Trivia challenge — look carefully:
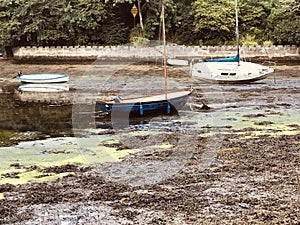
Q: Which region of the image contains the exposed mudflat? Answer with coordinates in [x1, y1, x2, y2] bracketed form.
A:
[0, 59, 299, 224]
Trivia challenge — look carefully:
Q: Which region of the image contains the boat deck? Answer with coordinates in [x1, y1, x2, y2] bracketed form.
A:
[106, 90, 192, 104]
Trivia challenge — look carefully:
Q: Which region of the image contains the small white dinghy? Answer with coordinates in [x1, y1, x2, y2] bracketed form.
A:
[18, 84, 69, 93]
[17, 71, 69, 83]
[167, 58, 189, 66]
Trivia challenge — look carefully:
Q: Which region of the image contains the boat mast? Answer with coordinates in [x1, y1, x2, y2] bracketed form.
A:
[235, 0, 240, 64]
[162, 4, 168, 99]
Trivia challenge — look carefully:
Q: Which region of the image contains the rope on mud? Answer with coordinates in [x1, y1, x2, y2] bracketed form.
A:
[189, 88, 210, 111]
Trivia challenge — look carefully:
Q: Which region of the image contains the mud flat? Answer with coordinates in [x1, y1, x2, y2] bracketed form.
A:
[0, 133, 299, 224]
[0, 59, 299, 224]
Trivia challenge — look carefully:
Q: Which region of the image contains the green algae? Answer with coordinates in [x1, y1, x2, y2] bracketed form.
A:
[157, 142, 173, 149]
[0, 130, 176, 185]
[0, 135, 139, 185]
[0, 130, 19, 147]
[0, 171, 74, 185]
[187, 107, 300, 138]
[0, 129, 17, 139]
[101, 139, 120, 145]
[0, 129, 50, 147]
[234, 109, 299, 138]
[1, 105, 298, 186]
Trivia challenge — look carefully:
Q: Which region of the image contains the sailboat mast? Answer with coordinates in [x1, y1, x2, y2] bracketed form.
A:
[162, 4, 168, 99]
[235, 0, 240, 64]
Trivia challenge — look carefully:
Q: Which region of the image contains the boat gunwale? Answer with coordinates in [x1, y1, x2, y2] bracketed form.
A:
[193, 73, 270, 84]
[98, 90, 193, 105]
[18, 73, 69, 81]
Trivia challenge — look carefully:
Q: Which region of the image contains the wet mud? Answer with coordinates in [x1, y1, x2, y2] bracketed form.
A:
[0, 59, 299, 224]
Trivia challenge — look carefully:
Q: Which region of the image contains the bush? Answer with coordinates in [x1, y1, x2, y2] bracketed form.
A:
[241, 35, 258, 47]
[133, 37, 149, 47]
[129, 26, 143, 43]
[263, 40, 273, 47]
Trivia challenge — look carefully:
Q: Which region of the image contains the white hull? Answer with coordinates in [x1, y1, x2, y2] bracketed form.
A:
[167, 58, 189, 66]
[18, 84, 69, 92]
[192, 61, 274, 83]
[18, 73, 69, 83]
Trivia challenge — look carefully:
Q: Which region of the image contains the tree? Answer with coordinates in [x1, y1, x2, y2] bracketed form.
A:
[0, 0, 75, 45]
[111, 0, 184, 42]
[168, 0, 197, 44]
[238, 0, 276, 43]
[0, 0, 23, 46]
[267, 0, 300, 45]
[0, 0, 128, 46]
[136, 0, 144, 31]
[191, 0, 235, 45]
[111, 0, 146, 35]
[0, 0, 299, 47]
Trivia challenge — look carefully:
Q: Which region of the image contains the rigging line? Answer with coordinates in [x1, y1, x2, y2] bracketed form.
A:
[162, 4, 168, 99]
[235, 0, 240, 65]
[158, 4, 164, 68]
[263, 45, 271, 61]
[158, 11, 162, 43]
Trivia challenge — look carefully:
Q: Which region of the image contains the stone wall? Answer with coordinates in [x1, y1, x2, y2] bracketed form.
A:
[14, 89, 73, 104]
[11, 45, 299, 60]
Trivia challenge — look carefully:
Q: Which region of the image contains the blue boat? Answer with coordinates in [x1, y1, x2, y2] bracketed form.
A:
[96, 90, 193, 117]
[97, 5, 193, 117]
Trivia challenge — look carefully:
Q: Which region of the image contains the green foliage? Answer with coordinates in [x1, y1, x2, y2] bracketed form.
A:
[0, 0, 22, 46]
[238, 0, 273, 39]
[191, 0, 235, 45]
[0, 0, 126, 46]
[241, 34, 258, 46]
[132, 36, 149, 47]
[263, 40, 273, 47]
[166, 0, 198, 44]
[0, 0, 298, 47]
[100, 21, 129, 45]
[139, 1, 164, 40]
[267, 0, 300, 45]
[129, 26, 144, 43]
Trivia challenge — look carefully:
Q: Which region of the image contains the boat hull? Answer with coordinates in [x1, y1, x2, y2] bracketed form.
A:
[97, 90, 192, 117]
[18, 73, 69, 83]
[167, 58, 189, 66]
[192, 61, 274, 84]
[18, 84, 69, 93]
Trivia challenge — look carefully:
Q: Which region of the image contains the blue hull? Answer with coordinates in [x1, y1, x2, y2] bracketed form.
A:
[97, 94, 190, 117]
